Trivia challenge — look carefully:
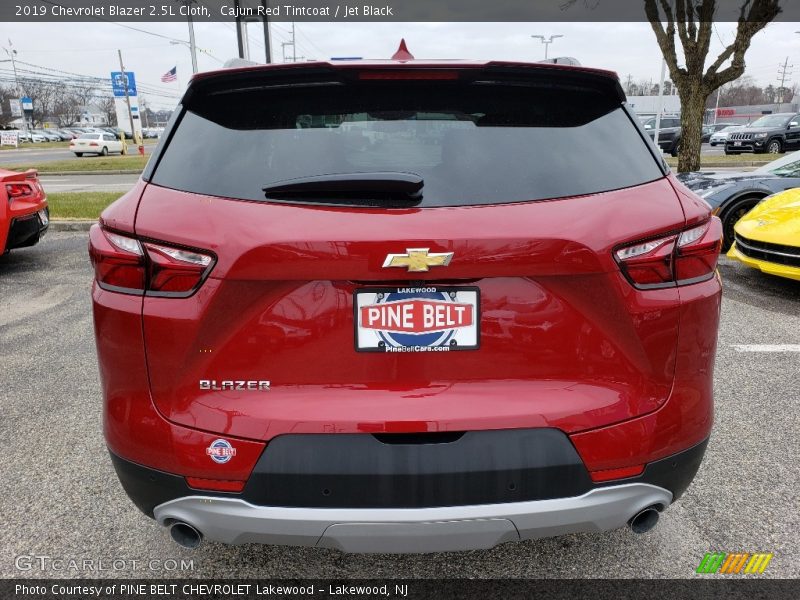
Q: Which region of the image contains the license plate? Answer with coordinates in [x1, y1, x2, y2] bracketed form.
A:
[734, 141, 741, 146]
[354, 286, 480, 352]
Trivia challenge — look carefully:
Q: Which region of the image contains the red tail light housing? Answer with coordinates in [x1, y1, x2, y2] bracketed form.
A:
[89, 224, 215, 297]
[615, 218, 722, 289]
[5, 182, 38, 204]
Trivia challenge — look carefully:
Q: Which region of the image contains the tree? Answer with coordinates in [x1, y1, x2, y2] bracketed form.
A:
[645, 0, 780, 172]
[564, 0, 780, 171]
[0, 84, 15, 128]
[705, 75, 765, 107]
[52, 95, 82, 127]
[19, 80, 59, 127]
[98, 96, 117, 127]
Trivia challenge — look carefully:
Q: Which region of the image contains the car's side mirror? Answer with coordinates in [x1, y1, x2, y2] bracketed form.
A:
[644, 124, 652, 129]
[789, 122, 799, 129]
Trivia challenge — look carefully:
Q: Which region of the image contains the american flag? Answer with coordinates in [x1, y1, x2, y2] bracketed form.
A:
[161, 66, 177, 83]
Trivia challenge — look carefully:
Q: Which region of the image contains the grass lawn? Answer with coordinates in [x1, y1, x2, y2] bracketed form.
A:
[46, 191, 122, 220]
[8, 154, 149, 173]
[665, 153, 771, 167]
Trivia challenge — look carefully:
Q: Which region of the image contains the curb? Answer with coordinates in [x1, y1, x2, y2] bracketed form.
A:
[49, 220, 95, 232]
[37, 170, 143, 176]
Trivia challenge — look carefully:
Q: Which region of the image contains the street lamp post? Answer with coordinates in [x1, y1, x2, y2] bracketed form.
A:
[531, 34, 564, 60]
[170, 40, 221, 66]
[174, 0, 198, 73]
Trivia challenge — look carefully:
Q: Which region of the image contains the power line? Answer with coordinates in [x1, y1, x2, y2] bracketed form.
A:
[36, 0, 190, 45]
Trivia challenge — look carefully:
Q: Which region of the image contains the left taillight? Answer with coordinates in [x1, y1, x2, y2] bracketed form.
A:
[614, 217, 722, 289]
[88, 224, 215, 297]
[5, 182, 37, 204]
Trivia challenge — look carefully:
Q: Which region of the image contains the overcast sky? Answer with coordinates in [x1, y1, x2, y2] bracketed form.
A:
[3, 20, 800, 110]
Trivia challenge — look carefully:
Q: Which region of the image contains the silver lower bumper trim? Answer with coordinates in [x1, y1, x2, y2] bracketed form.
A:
[153, 483, 672, 553]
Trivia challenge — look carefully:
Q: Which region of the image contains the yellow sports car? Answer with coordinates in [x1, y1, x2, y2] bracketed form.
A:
[727, 188, 800, 281]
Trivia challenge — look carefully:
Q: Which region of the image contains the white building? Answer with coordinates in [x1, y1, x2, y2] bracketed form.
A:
[626, 95, 681, 118]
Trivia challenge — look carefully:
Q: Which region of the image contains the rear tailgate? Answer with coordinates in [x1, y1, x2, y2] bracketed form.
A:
[136, 62, 683, 441]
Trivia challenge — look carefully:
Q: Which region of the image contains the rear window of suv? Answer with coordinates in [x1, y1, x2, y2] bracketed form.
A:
[151, 75, 663, 207]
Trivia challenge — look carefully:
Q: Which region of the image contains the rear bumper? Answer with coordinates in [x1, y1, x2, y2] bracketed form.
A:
[153, 483, 672, 553]
[4, 207, 49, 251]
[109, 437, 706, 552]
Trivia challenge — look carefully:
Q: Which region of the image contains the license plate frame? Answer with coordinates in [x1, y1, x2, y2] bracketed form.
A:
[354, 285, 480, 353]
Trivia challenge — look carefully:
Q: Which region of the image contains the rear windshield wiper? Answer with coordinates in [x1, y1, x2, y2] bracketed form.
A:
[262, 172, 423, 206]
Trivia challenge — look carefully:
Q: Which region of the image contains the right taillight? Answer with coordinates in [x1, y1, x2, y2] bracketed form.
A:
[88, 224, 215, 297]
[615, 217, 722, 289]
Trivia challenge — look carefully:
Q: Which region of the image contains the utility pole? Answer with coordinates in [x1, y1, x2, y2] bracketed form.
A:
[174, 0, 198, 72]
[291, 21, 297, 62]
[654, 58, 667, 152]
[141, 98, 149, 129]
[777, 56, 793, 112]
[624, 74, 633, 95]
[531, 34, 563, 60]
[2, 39, 26, 134]
[187, 12, 198, 73]
[261, 0, 271, 63]
[280, 23, 303, 62]
[117, 49, 136, 139]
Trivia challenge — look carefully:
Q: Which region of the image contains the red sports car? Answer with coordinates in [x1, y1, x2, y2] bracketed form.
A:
[90, 56, 723, 553]
[0, 169, 48, 255]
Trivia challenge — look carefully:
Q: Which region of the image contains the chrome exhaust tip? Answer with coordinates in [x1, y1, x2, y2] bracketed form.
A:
[169, 521, 203, 549]
[628, 506, 660, 534]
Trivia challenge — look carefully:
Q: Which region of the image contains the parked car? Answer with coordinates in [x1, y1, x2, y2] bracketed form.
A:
[53, 129, 77, 140]
[646, 124, 682, 156]
[0, 168, 48, 255]
[90, 56, 723, 553]
[709, 125, 741, 146]
[724, 112, 800, 155]
[18, 130, 46, 143]
[641, 115, 681, 130]
[31, 129, 61, 142]
[678, 149, 800, 248]
[702, 122, 737, 143]
[727, 188, 800, 281]
[70, 132, 125, 157]
[103, 126, 134, 140]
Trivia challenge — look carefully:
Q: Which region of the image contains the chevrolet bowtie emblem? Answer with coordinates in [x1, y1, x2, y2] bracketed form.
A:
[382, 248, 454, 272]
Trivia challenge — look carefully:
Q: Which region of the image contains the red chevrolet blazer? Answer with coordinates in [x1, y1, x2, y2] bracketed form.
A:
[0, 168, 48, 256]
[90, 57, 722, 553]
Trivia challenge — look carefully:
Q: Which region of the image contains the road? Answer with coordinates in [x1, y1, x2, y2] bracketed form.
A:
[0, 232, 797, 579]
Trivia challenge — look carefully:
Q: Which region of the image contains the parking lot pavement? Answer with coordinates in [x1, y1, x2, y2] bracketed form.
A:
[0, 232, 797, 579]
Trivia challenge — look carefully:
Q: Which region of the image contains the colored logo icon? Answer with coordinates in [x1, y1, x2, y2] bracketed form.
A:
[205, 439, 237, 464]
[696, 552, 773, 574]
